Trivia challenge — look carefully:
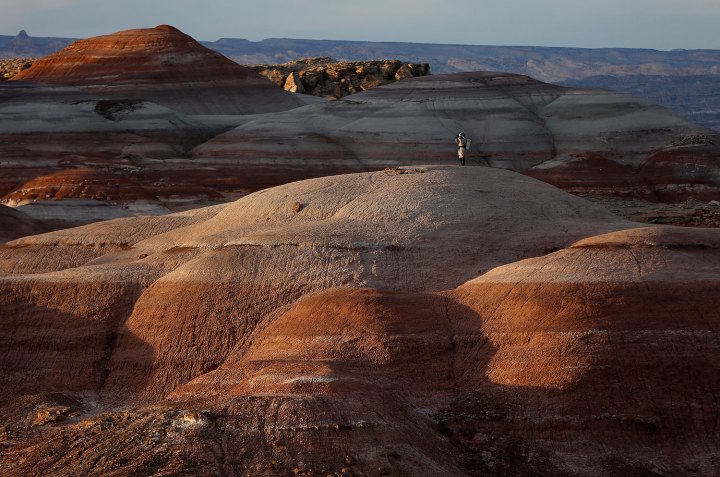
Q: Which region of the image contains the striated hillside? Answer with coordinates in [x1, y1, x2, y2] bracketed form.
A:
[1, 167, 718, 475]
[561, 74, 720, 131]
[194, 71, 720, 201]
[0, 26, 310, 225]
[11, 25, 304, 116]
[3, 30, 719, 129]
[0, 204, 49, 242]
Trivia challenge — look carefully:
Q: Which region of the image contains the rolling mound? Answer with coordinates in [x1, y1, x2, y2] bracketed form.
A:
[0, 95, 230, 224]
[11, 25, 303, 115]
[0, 166, 629, 407]
[444, 225, 720, 475]
[194, 71, 720, 201]
[2, 218, 719, 475]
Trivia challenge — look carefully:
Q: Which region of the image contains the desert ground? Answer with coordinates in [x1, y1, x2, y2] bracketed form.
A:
[1, 25, 719, 476]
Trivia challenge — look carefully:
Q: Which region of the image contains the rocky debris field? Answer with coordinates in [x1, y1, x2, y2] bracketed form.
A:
[248, 57, 429, 99]
[0, 57, 34, 80]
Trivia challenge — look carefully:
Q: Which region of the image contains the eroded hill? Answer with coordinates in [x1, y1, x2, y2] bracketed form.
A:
[0, 167, 718, 476]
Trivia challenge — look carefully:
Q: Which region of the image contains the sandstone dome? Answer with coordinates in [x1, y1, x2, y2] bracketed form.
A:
[2, 220, 719, 475]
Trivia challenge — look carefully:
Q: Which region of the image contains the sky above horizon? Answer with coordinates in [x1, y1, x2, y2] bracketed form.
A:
[3, 0, 720, 50]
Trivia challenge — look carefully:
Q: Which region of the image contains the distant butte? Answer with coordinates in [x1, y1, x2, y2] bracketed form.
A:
[11, 25, 304, 115]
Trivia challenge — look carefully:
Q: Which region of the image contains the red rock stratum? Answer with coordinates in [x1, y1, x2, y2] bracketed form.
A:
[1, 167, 718, 475]
[11, 25, 303, 115]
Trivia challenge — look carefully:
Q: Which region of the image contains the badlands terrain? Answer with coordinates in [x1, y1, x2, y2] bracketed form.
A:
[2, 166, 719, 476]
[1, 24, 720, 476]
[2, 25, 720, 227]
[3, 29, 719, 131]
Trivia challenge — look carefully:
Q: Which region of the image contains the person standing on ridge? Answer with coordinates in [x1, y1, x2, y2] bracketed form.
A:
[455, 132, 470, 166]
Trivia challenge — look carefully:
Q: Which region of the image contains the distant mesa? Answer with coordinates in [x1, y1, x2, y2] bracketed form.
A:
[11, 25, 304, 115]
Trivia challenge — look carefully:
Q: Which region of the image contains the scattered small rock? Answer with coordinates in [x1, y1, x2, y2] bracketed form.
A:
[32, 406, 76, 426]
[292, 201, 303, 212]
[383, 167, 426, 175]
[668, 134, 715, 147]
[0, 57, 36, 80]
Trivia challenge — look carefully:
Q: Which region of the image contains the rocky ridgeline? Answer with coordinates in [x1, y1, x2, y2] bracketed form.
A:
[248, 57, 430, 98]
[0, 57, 34, 80]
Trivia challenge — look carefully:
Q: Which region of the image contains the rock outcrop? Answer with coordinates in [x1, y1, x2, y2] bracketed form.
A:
[1, 167, 718, 476]
[194, 71, 720, 201]
[0, 57, 34, 80]
[249, 57, 430, 99]
[11, 25, 303, 115]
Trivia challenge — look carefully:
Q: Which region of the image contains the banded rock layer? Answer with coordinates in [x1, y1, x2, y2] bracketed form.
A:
[1, 167, 718, 475]
[11, 25, 303, 115]
[0, 26, 307, 224]
[195, 71, 720, 201]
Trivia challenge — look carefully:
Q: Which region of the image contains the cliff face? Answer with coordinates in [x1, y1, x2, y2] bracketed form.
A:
[249, 57, 430, 99]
